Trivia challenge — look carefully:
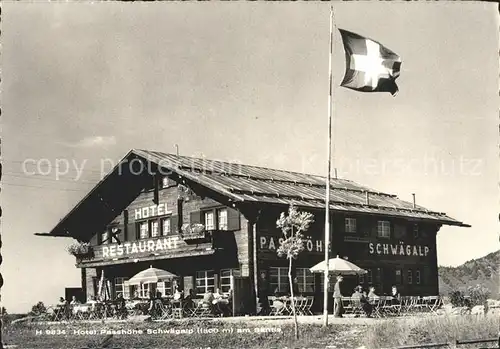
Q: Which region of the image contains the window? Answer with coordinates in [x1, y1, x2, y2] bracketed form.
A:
[218, 209, 228, 230]
[415, 269, 421, 285]
[395, 269, 403, 285]
[114, 277, 130, 299]
[156, 280, 173, 296]
[377, 221, 391, 238]
[162, 177, 171, 188]
[375, 268, 382, 284]
[318, 274, 334, 292]
[151, 221, 160, 238]
[196, 270, 215, 294]
[139, 221, 149, 239]
[141, 283, 152, 298]
[367, 269, 373, 285]
[407, 269, 413, 284]
[413, 224, 419, 238]
[220, 269, 240, 294]
[358, 273, 365, 285]
[161, 217, 171, 236]
[269, 267, 288, 293]
[345, 218, 357, 234]
[100, 231, 109, 245]
[204, 211, 215, 230]
[296, 268, 315, 293]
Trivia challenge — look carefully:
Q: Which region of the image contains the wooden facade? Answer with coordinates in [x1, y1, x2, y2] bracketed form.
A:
[41, 150, 467, 315]
[77, 180, 441, 314]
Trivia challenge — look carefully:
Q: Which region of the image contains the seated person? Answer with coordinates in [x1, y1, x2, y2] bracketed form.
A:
[87, 296, 98, 312]
[173, 286, 183, 302]
[367, 286, 379, 300]
[147, 291, 158, 315]
[114, 293, 127, 318]
[351, 286, 362, 299]
[350, 286, 363, 315]
[286, 278, 301, 297]
[212, 288, 230, 317]
[270, 288, 285, 313]
[70, 296, 81, 305]
[213, 288, 223, 300]
[203, 290, 214, 305]
[183, 289, 196, 310]
[391, 285, 401, 305]
[132, 291, 141, 301]
[358, 288, 373, 317]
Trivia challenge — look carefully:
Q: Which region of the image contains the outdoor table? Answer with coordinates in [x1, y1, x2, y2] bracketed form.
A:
[72, 304, 91, 320]
[268, 296, 292, 316]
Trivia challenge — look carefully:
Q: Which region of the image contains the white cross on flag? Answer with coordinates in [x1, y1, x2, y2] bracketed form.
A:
[339, 29, 402, 96]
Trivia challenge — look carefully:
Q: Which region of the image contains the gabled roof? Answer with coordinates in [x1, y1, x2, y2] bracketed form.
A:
[37, 149, 470, 241]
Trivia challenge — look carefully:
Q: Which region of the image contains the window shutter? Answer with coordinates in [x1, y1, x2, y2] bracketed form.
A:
[177, 199, 183, 230]
[227, 208, 240, 231]
[127, 223, 137, 241]
[171, 216, 179, 234]
[371, 223, 378, 237]
[190, 211, 201, 225]
[117, 227, 125, 243]
[90, 233, 98, 246]
[183, 276, 194, 295]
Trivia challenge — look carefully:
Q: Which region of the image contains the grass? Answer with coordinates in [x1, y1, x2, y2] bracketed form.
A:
[364, 315, 500, 349]
[3, 314, 499, 349]
[3, 317, 366, 349]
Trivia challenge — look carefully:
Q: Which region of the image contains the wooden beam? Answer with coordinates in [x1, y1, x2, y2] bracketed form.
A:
[76, 249, 217, 268]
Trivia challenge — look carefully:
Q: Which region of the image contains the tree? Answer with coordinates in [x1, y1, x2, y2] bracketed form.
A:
[276, 204, 314, 340]
[29, 301, 47, 316]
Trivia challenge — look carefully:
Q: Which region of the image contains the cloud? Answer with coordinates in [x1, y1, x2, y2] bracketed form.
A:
[59, 136, 117, 148]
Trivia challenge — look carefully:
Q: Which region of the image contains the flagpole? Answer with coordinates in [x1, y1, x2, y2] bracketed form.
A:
[323, 4, 335, 328]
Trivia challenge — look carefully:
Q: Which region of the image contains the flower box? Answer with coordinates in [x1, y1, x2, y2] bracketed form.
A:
[67, 242, 94, 260]
[181, 224, 210, 243]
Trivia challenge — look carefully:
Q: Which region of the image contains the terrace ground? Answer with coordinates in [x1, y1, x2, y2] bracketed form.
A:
[3, 314, 499, 349]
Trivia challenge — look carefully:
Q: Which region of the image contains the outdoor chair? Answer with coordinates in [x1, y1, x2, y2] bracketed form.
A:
[191, 301, 213, 318]
[423, 296, 442, 314]
[48, 305, 65, 321]
[303, 296, 314, 315]
[350, 298, 364, 317]
[382, 296, 401, 316]
[399, 296, 412, 316]
[170, 300, 183, 319]
[268, 296, 287, 316]
[293, 297, 305, 315]
[341, 297, 354, 315]
[158, 302, 173, 320]
[412, 296, 427, 314]
[369, 297, 383, 318]
[182, 300, 196, 317]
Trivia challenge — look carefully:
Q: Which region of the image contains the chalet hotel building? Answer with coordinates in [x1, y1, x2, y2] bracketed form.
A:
[40, 149, 469, 313]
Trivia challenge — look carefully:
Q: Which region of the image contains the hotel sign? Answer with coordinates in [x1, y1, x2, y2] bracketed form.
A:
[133, 203, 172, 221]
[259, 235, 331, 254]
[102, 237, 180, 258]
[368, 242, 430, 257]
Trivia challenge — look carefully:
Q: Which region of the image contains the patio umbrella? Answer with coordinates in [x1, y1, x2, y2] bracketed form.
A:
[127, 265, 177, 285]
[309, 255, 367, 276]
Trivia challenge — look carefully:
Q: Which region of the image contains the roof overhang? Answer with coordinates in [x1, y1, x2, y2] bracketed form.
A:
[38, 149, 470, 241]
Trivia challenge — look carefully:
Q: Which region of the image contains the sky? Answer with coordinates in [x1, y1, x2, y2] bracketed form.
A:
[1, 2, 498, 314]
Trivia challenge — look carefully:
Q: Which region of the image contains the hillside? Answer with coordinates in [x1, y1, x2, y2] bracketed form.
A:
[438, 250, 500, 298]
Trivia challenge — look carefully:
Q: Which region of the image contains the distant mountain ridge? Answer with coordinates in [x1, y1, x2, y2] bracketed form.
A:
[438, 250, 499, 298]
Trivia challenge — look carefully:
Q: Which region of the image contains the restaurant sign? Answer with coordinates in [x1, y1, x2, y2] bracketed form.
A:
[133, 203, 172, 221]
[368, 242, 430, 257]
[102, 237, 180, 258]
[259, 235, 331, 254]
